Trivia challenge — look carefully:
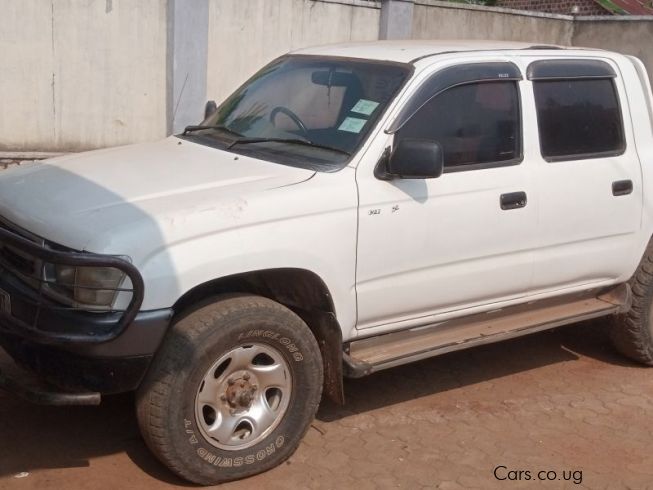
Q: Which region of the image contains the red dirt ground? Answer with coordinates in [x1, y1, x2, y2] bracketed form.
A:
[2, 319, 652, 489]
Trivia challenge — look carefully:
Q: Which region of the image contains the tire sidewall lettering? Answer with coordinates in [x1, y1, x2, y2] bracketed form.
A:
[186, 422, 286, 467]
[237, 329, 304, 361]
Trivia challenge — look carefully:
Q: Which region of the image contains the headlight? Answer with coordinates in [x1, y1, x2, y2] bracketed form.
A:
[45, 263, 128, 309]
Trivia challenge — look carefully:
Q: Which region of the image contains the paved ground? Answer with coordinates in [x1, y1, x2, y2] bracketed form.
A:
[1, 319, 653, 489]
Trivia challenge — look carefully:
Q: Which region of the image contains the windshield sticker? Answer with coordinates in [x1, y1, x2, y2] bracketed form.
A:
[351, 99, 380, 116]
[338, 117, 367, 133]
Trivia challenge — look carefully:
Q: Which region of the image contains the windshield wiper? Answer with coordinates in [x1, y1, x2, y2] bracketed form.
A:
[182, 124, 243, 138]
[228, 137, 351, 156]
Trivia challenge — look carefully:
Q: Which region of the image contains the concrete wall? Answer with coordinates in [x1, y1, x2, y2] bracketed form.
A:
[412, 1, 573, 44]
[0, 0, 167, 152]
[410, 2, 653, 86]
[1, 0, 652, 154]
[572, 20, 653, 84]
[206, 0, 381, 105]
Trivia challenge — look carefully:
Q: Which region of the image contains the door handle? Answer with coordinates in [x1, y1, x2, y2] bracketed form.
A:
[500, 191, 527, 210]
[612, 179, 633, 196]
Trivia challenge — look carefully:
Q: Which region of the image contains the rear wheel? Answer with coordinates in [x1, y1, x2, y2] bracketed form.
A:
[136, 294, 323, 485]
[611, 242, 653, 365]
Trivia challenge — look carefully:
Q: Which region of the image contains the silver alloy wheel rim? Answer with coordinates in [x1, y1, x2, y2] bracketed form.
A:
[195, 342, 292, 451]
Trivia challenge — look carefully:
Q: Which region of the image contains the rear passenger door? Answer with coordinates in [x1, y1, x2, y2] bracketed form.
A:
[526, 58, 643, 292]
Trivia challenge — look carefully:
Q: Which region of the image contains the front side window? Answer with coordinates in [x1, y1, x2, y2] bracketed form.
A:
[533, 78, 625, 161]
[182, 56, 411, 171]
[396, 81, 521, 170]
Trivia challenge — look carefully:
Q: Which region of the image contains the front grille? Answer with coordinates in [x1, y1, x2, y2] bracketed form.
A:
[1, 245, 37, 276]
[0, 217, 43, 287]
[0, 218, 144, 344]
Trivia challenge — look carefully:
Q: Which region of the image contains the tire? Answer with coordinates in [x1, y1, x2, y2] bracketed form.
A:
[610, 241, 653, 365]
[136, 294, 324, 485]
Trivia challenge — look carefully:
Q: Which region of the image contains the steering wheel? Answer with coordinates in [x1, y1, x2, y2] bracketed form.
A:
[269, 106, 310, 139]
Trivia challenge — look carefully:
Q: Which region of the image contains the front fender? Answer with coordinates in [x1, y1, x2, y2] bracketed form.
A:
[135, 170, 359, 333]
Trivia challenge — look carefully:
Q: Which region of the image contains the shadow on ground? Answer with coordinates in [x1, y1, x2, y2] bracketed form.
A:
[317, 318, 635, 422]
[0, 318, 632, 483]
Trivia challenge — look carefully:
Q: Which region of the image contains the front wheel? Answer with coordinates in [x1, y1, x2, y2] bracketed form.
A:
[136, 294, 323, 485]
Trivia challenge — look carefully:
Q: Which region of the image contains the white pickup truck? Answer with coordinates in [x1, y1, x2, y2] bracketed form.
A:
[1, 40, 652, 484]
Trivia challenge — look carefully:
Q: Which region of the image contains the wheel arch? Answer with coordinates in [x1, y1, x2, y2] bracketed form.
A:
[171, 268, 345, 404]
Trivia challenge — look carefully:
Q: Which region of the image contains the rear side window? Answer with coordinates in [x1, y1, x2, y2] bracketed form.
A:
[533, 78, 625, 161]
[397, 81, 521, 170]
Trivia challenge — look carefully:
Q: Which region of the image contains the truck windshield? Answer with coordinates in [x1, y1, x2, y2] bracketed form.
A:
[181, 55, 411, 171]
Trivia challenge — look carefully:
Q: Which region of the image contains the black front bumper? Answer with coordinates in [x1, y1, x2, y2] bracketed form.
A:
[0, 307, 171, 397]
[0, 224, 173, 402]
[0, 362, 102, 406]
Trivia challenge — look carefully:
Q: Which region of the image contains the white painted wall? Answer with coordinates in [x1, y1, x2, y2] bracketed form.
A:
[205, 0, 381, 107]
[412, 1, 573, 45]
[1, 0, 651, 153]
[0, 0, 167, 152]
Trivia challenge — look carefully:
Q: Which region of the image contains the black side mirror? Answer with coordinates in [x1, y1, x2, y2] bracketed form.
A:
[376, 138, 444, 180]
[204, 100, 218, 120]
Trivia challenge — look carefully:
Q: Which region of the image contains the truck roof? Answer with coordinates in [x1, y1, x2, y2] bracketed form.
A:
[292, 40, 601, 64]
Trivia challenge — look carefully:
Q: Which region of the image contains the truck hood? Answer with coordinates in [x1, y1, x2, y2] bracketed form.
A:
[0, 137, 314, 251]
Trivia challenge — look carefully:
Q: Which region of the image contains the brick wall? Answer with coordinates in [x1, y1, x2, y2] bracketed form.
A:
[496, 0, 608, 15]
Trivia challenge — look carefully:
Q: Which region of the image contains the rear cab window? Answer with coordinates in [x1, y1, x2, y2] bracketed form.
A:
[528, 59, 626, 162]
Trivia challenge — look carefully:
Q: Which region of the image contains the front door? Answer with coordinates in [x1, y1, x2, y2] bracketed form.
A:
[355, 62, 537, 330]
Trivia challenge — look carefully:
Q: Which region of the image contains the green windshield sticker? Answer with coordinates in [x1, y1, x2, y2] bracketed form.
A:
[351, 99, 380, 116]
[338, 117, 367, 133]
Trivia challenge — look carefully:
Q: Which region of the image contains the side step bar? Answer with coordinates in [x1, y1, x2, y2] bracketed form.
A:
[344, 285, 631, 378]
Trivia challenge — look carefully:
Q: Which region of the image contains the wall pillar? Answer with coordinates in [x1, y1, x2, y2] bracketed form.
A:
[166, 0, 209, 135]
[379, 0, 414, 40]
